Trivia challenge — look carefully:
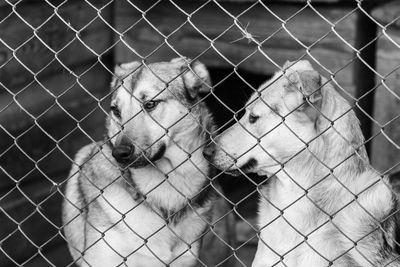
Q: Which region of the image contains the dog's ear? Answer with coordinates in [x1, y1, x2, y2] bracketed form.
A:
[114, 61, 142, 77]
[283, 60, 295, 70]
[183, 60, 211, 98]
[172, 58, 211, 99]
[284, 70, 322, 121]
[283, 60, 314, 72]
[111, 61, 141, 90]
[170, 57, 189, 64]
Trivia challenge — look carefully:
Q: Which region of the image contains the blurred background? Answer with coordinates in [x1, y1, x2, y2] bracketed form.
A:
[1, 0, 400, 266]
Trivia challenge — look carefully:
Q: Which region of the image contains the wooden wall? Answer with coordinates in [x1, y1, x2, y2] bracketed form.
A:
[371, 1, 400, 174]
[115, 0, 359, 100]
[0, 1, 113, 265]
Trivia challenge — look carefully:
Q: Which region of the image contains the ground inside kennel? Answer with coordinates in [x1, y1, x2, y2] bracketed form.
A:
[1, 0, 400, 266]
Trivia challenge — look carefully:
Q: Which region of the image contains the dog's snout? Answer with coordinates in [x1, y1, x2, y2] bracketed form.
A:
[203, 143, 216, 161]
[112, 145, 134, 163]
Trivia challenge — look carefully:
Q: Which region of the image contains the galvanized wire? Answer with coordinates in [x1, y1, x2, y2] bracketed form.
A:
[0, 0, 400, 266]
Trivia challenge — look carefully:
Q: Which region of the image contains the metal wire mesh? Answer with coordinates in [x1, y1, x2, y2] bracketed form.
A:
[1, 0, 400, 266]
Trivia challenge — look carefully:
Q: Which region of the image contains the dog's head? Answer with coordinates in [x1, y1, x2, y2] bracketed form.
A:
[107, 58, 211, 168]
[204, 60, 325, 176]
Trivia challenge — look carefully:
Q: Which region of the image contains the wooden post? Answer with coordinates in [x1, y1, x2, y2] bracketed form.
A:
[353, 4, 378, 156]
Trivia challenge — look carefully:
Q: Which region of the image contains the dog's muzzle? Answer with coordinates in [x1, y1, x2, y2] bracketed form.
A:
[112, 144, 134, 164]
[112, 143, 167, 168]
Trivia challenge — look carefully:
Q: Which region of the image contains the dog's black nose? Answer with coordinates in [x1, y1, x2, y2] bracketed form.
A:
[203, 143, 216, 161]
[112, 145, 134, 163]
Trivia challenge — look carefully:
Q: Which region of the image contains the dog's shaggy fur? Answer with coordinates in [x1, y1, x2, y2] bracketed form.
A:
[206, 60, 400, 266]
[62, 58, 234, 267]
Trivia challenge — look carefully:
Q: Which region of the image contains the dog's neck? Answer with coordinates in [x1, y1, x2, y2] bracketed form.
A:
[129, 103, 214, 214]
[272, 87, 372, 211]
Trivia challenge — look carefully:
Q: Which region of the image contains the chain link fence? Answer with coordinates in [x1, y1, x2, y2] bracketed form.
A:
[1, 0, 400, 266]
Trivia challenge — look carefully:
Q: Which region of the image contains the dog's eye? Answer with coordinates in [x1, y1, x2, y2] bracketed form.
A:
[249, 113, 259, 124]
[110, 105, 121, 118]
[143, 100, 160, 111]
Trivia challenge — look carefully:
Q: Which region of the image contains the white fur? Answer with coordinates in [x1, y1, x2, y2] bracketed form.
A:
[210, 60, 399, 266]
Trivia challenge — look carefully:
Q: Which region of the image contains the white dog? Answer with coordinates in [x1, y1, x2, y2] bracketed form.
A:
[204, 60, 400, 266]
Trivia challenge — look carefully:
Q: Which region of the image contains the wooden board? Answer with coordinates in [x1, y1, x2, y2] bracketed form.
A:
[370, 26, 400, 174]
[0, 60, 110, 265]
[372, 1, 400, 29]
[0, 62, 110, 191]
[115, 0, 358, 99]
[0, 0, 113, 92]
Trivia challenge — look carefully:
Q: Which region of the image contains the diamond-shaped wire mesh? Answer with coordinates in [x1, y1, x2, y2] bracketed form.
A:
[1, 0, 400, 266]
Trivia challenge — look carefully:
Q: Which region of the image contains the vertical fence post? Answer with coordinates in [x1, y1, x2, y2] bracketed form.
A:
[104, 1, 115, 74]
[353, 4, 378, 156]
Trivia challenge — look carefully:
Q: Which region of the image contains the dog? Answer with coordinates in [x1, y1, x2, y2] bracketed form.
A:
[62, 58, 235, 267]
[204, 60, 400, 266]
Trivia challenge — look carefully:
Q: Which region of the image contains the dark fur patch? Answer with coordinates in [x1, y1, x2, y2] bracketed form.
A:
[389, 172, 400, 196]
[162, 180, 215, 226]
[384, 172, 400, 256]
[75, 145, 98, 214]
[150, 143, 166, 163]
[182, 79, 197, 102]
[341, 253, 364, 267]
[73, 145, 99, 253]
[391, 209, 400, 256]
[129, 67, 144, 93]
[380, 194, 400, 258]
[76, 174, 89, 253]
[225, 158, 258, 176]
[120, 168, 143, 202]
[240, 158, 258, 172]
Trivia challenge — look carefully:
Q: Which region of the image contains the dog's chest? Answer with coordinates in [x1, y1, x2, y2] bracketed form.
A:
[132, 166, 208, 211]
[257, 184, 345, 265]
[97, 181, 209, 263]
